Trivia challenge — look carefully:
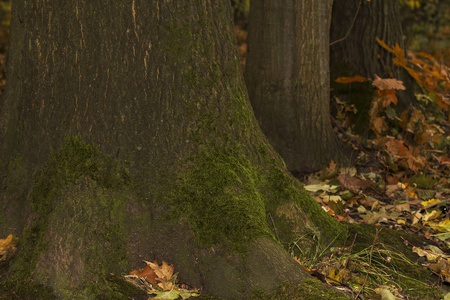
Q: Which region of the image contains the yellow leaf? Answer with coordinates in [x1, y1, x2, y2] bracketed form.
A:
[437, 219, 450, 232]
[412, 246, 440, 261]
[423, 210, 441, 222]
[0, 234, 19, 256]
[421, 199, 441, 207]
[375, 287, 396, 300]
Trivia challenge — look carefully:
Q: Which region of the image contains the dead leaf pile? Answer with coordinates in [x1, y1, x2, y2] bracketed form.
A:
[124, 260, 199, 300]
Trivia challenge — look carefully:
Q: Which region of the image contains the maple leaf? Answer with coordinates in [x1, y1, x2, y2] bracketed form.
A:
[372, 75, 406, 90]
[379, 90, 398, 107]
[145, 260, 174, 281]
[327, 160, 337, 172]
[145, 260, 175, 291]
[129, 264, 158, 284]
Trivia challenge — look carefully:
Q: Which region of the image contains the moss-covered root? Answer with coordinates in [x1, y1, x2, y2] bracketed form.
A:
[196, 279, 352, 300]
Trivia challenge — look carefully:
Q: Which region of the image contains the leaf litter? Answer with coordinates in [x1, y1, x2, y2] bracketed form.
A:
[124, 260, 199, 299]
[298, 41, 449, 299]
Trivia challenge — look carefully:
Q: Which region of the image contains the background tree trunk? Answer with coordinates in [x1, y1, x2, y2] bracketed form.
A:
[330, 0, 418, 113]
[0, 1, 345, 298]
[245, 0, 348, 175]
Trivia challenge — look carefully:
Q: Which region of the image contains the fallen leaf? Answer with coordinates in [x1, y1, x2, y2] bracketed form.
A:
[423, 210, 441, 221]
[321, 195, 343, 203]
[375, 287, 396, 300]
[413, 246, 440, 261]
[129, 265, 158, 284]
[335, 75, 368, 84]
[394, 203, 410, 212]
[304, 184, 339, 193]
[152, 289, 181, 299]
[429, 259, 450, 283]
[421, 198, 441, 207]
[337, 176, 371, 194]
[385, 139, 410, 157]
[145, 260, 175, 291]
[0, 234, 19, 261]
[372, 74, 406, 90]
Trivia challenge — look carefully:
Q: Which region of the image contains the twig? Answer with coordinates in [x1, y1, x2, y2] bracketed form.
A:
[354, 228, 381, 299]
[330, 0, 362, 46]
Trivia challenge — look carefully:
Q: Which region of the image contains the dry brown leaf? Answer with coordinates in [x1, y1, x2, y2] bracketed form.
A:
[385, 139, 411, 157]
[372, 75, 406, 90]
[436, 156, 450, 165]
[385, 184, 399, 196]
[429, 259, 450, 283]
[145, 260, 174, 282]
[337, 176, 372, 194]
[327, 160, 337, 172]
[129, 264, 158, 284]
[406, 155, 426, 173]
[372, 117, 387, 134]
[394, 203, 411, 212]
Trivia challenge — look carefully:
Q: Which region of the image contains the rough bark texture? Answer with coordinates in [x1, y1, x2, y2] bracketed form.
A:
[330, 0, 418, 112]
[0, 1, 346, 299]
[245, 0, 348, 175]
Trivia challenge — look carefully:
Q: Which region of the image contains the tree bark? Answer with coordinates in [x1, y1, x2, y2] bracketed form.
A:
[245, 0, 348, 175]
[0, 1, 345, 298]
[330, 0, 418, 111]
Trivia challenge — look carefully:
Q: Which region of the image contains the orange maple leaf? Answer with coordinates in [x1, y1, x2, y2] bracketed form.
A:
[379, 90, 398, 107]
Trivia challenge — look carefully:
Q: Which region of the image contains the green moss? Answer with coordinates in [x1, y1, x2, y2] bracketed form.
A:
[167, 138, 345, 256]
[251, 279, 351, 300]
[3, 135, 137, 299]
[0, 278, 58, 300]
[195, 279, 351, 300]
[265, 165, 346, 249]
[169, 145, 272, 250]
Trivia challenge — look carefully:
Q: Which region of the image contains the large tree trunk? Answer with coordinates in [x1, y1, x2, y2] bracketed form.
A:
[0, 1, 345, 298]
[245, 0, 348, 175]
[330, 0, 418, 112]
